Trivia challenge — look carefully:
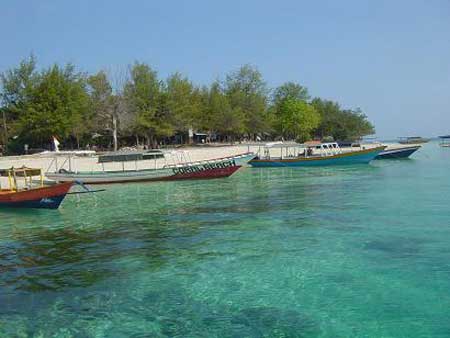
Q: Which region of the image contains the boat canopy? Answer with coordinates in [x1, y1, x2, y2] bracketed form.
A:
[256, 142, 343, 160]
[263, 141, 340, 149]
[98, 150, 164, 163]
[439, 135, 450, 139]
[0, 167, 42, 177]
[0, 166, 44, 191]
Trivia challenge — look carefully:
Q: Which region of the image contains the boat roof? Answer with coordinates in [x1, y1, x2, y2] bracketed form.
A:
[98, 149, 164, 163]
[0, 166, 42, 177]
[263, 142, 338, 148]
[439, 135, 450, 139]
[303, 140, 322, 147]
[399, 136, 425, 139]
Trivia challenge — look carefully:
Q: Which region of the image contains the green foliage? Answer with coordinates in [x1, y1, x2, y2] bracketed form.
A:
[224, 65, 269, 136]
[87, 70, 113, 130]
[312, 98, 375, 141]
[165, 72, 201, 132]
[0, 60, 89, 148]
[276, 99, 320, 142]
[0, 55, 38, 141]
[0, 57, 376, 152]
[273, 82, 310, 105]
[123, 62, 165, 143]
[24, 64, 89, 144]
[207, 82, 246, 138]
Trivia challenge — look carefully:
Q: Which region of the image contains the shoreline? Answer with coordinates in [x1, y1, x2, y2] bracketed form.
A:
[0, 142, 421, 185]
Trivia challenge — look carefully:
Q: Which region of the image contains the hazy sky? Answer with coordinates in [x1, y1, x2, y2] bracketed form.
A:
[2, 0, 449, 138]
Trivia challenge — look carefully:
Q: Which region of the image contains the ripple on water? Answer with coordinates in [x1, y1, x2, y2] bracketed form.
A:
[1, 144, 450, 337]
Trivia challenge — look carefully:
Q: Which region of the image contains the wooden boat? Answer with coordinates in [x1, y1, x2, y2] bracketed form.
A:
[375, 145, 421, 159]
[248, 142, 386, 167]
[45, 152, 254, 185]
[439, 135, 450, 147]
[0, 167, 73, 209]
[399, 136, 430, 144]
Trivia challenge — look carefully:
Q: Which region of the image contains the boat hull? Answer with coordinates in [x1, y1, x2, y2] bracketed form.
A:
[223, 152, 256, 166]
[46, 160, 241, 184]
[248, 147, 385, 167]
[0, 182, 73, 209]
[375, 146, 420, 159]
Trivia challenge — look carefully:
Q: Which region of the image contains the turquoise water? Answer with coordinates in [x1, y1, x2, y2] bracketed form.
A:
[1, 142, 450, 337]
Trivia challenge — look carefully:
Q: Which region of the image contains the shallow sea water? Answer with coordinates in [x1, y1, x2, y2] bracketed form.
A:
[1, 142, 450, 337]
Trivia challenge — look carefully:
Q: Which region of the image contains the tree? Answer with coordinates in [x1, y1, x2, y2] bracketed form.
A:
[206, 82, 246, 140]
[338, 108, 375, 140]
[311, 98, 341, 139]
[224, 65, 269, 138]
[0, 56, 378, 152]
[123, 62, 163, 146]
[165, 73, 201, 142]
[0, 55, 38, 145]
[275, 99, 320, 142]
[88, 71, 120, 150]
[273, 82, 310, 106]
[8, 63, 90, 148]
[311, 98, 375, 141]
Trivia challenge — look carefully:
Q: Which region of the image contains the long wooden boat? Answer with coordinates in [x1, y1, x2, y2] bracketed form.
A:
[399, 136, 430, 145]
[248, 143, 386, 167]
[375, 145, 421, 159]
[45, 153, 254, 184]
[0, 167, 73, 209]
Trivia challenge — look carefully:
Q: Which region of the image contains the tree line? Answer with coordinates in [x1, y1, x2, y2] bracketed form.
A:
[0, 56, 375, 154]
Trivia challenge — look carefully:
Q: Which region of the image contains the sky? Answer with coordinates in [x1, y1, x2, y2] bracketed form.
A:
[1, 0, 450, 139]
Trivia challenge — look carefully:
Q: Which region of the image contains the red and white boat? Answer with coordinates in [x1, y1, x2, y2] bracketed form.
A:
[46, 151, 254, 185]
[0, 167, 73, 209]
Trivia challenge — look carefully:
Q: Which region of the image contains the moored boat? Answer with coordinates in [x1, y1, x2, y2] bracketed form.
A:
[0, 167, 73, 209]
[375, 145, 421, 159]
[399, 136, 430, 145]
[45, 151, 253, 184]
[248, 142, 386, 167]
[439, 135, 450, 147]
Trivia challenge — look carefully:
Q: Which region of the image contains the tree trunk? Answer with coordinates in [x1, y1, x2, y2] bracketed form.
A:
[2, 110, 7, 146]
[112, 116, 118, 151]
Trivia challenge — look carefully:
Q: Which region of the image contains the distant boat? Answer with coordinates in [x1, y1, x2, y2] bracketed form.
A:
[439, 135, 450, 148]
[0, 167, 73, 209]
[46, 151, 254, 184]
[375, 145, 421, 159]
[248, 142, 386, 167]
[398, 137, 430, 144]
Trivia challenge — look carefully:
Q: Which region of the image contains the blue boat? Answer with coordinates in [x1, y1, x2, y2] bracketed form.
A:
[375, 145, 421, 159]
[248, 142, 386, 167]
